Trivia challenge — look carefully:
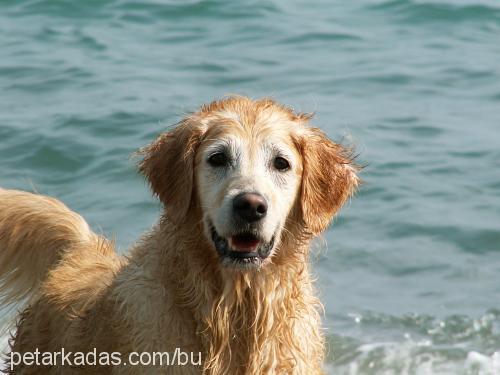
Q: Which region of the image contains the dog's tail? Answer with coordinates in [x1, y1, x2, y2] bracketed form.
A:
[0, 188, 108, 309]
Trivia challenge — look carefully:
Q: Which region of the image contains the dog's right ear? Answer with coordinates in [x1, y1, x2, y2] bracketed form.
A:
[138, 118, 206, 225]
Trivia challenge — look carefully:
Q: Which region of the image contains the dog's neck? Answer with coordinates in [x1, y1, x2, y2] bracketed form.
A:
[151, 217, 324, 374]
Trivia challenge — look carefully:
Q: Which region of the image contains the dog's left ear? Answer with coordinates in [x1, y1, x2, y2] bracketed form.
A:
[138, 118, 206, 225]
[296, 127, 359, 236]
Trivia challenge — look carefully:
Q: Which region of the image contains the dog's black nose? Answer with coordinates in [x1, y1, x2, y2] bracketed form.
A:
[233, 192, 268, 222]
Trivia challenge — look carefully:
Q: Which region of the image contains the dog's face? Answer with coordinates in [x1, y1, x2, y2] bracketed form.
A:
[195, 117, 303, 268]
[139, 97, 358, 270]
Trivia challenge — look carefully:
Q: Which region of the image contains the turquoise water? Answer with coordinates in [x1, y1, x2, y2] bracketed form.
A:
[1, 0, 500, 373]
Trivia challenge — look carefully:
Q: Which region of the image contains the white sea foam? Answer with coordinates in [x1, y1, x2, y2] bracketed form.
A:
[327, 339, 500, 375]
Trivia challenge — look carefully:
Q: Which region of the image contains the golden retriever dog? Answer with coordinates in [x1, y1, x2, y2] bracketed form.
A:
[0, 96, 359, 374]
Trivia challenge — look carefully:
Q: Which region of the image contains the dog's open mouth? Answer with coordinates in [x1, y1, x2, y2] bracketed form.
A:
[230, 232, 260, 252]
[210, 224, 274, 266]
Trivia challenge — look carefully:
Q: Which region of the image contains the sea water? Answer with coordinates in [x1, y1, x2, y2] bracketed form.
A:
[1, 1, 499, 373]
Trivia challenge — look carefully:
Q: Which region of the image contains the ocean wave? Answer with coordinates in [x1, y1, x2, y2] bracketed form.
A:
[368, 0, 500, 23]
[327, 310, 500, 374]
[327, 340, 500, 375]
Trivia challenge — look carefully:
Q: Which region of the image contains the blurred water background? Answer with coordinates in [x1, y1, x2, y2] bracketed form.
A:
[1, 0, 500, 373]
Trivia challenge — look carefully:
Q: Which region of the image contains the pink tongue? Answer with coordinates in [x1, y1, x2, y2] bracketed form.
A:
[230, 236, 260, 252]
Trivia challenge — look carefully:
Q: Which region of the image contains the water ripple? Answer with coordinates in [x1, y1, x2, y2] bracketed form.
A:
[369, 0, 500, 23]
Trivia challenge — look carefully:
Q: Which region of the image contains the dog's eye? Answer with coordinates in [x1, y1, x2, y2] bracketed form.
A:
[273, 156, 290, 171]
[208, 152, 229, 167]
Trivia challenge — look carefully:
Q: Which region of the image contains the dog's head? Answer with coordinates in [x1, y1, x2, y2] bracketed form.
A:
[139, 97, 358, 269]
